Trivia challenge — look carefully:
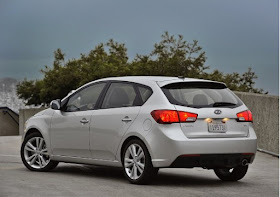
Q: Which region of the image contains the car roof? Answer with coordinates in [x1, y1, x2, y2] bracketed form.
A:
[64, 76, 226, 101]
[95, 76, 225, 87]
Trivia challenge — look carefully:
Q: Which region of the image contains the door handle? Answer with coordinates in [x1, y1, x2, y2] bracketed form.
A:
[80, 118, 89, 124]
[122, 116, 132, 122]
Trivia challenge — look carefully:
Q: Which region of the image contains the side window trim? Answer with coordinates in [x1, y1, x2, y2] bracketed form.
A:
[78, 80, 154, 110]
[61, 81, 107, 112]
[94, 81, 111, 110]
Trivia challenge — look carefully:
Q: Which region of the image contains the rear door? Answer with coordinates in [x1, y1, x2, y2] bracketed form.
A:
[89, 82, 142, 160]
[161, 82, 250, 138]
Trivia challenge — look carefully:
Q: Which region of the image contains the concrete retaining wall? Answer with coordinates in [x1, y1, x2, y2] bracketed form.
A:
[0, 108, 19, 136]
[235, 92, 279, 154]
[18, 92, 279, 154]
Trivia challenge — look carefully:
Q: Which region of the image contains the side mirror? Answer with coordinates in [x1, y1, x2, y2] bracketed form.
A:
[50, 99, 61, 110]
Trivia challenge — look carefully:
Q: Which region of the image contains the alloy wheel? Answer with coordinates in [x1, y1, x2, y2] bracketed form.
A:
[124, 144, 145, 180]
[23, 137, 50, 169]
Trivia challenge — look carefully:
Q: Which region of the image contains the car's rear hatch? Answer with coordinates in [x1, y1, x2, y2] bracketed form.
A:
[174, 105, 250, 138]
[160, 81, 251, 138]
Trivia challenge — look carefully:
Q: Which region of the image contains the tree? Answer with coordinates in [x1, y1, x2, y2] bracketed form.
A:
[17, 32, 266, 106]
[16, 79, 43, 106]
[131, 32, 208, 78]
[204, 67, 266, 94]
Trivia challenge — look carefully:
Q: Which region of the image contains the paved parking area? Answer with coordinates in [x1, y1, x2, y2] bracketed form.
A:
[0, 136, 278, 197]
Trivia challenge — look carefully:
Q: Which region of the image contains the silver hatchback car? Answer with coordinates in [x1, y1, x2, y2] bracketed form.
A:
[21, 76, 257, 184]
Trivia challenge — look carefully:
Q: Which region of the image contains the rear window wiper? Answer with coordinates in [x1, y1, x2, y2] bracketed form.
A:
[211, 102, 237, 107]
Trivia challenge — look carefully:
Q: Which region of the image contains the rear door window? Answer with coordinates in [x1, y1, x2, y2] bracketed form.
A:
[101, 82, 139, 109]
[162, 82, 242, 108]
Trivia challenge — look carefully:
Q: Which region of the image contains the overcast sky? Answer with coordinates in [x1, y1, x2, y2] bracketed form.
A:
[0, 0, 278, 95]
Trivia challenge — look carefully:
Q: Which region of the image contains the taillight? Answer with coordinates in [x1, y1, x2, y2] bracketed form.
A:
[178, 111, 197, 122]
[236, 110, 253, 122]
[151, 110, 179, 124]
[151, 110, 197, 124]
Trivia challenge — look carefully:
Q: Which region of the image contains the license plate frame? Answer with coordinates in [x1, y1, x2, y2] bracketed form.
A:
[208, 121, 227, 133]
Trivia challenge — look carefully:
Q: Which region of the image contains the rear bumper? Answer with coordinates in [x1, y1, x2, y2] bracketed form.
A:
[170, 154, 254, 169]
[145, 124, 257, 168]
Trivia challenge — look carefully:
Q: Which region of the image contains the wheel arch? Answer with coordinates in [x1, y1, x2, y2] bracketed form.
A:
[24, 128, 42, 139]
[119, 134, 154, 163]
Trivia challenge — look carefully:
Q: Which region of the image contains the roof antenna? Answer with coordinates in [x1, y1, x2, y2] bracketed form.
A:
[178, 76, 185, 80]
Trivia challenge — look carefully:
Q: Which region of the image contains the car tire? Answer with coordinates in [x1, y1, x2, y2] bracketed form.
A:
[214, 165, 248, 181]
[21, 132, 59, 172]
[122, 139, 158, 184]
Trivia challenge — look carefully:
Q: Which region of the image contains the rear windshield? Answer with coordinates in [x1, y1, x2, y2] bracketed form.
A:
[162, 82, 243, 108]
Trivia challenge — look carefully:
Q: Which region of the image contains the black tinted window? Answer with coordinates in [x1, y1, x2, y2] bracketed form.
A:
[65, 83, 106, 112]
[138, 86, 152, 103]
[101, 83, 138, 109]
[162, 82, 242, 108]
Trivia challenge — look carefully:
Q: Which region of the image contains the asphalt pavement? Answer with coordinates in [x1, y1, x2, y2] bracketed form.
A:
[0, 136, 278, 197]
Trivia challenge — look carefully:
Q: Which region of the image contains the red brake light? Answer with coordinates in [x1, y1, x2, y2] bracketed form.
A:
[151, 110, 179, 124]
[237, 110, 253, 122]
[151, 110, 197, 124]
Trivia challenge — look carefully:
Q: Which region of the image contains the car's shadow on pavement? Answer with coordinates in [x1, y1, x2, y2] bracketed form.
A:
[47, 164, 248, 187]
[50, 164, 127, 182]
[152, 172, 245, 187]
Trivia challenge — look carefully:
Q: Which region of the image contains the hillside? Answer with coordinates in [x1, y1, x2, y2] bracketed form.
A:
[0, 78, 25, 112]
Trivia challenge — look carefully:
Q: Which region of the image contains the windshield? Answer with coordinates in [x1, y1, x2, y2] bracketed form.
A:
[162, 82, 243, 108]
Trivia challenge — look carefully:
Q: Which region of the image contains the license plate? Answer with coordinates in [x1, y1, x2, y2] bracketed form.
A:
[208, 122, 227, 133]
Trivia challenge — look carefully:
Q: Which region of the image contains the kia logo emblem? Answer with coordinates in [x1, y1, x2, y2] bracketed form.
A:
[214, 110, 222, 115]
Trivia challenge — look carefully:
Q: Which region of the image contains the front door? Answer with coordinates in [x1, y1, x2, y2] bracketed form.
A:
[50, 110, 92, 158]
[50, 82, 106, 158]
